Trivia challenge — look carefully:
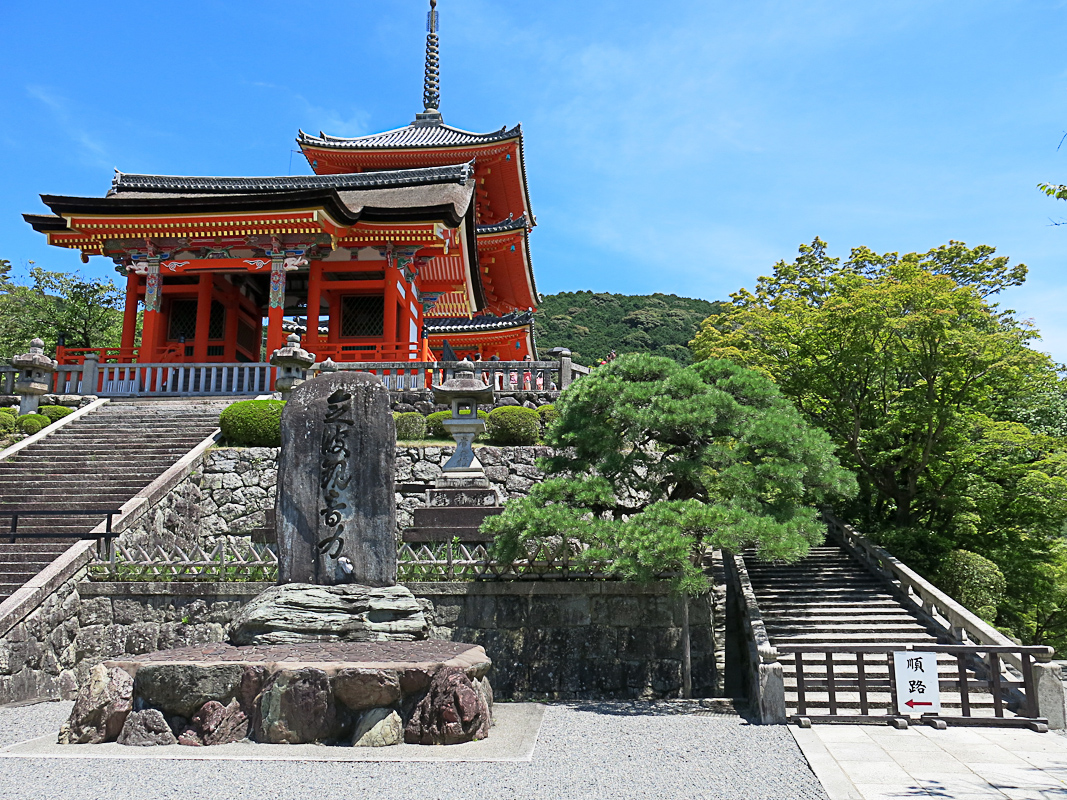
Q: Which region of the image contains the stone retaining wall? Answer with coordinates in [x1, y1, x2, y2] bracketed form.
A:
[0, 580, 716, 705]
[413, 582, 717, 700]
[192, 446, 548, 540]
[0, 582, 263, 705]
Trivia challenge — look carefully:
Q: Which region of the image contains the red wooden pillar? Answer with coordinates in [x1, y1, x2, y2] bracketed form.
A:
[383, 267, 400, 360]
[305, 261, 322, 350]
[193, 273, 213, 361]
[265, 258, 286, 359]
[326, 291, 340, 348]
[140, 261, 162, 362]
[121, 271, 139, 357]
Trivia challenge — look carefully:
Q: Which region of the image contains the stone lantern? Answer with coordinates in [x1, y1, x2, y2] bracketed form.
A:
[269, 333, 315, 400]
[431, 360, 494, 476]
[12, 338, 57, 415]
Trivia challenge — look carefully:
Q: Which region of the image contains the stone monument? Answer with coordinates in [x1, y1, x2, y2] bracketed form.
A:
[276, 370, 396, 586]
[59, 368, 495, 748]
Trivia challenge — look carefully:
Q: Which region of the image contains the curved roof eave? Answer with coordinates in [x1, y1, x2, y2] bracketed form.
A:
[296, 123, 523, 150]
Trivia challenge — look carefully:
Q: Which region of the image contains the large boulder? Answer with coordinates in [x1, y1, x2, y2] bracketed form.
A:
[133, 663, 245, 717]
[253, 668, 346, 744]
[58, 664, 133, 744]
[192, 699, 249, 746]
[351, 707, 403, 747]
[333, 668, 401, 711]
[404, 667, 492, 745]
[117, 709, 177, 746]
[227, 583, 427, 645]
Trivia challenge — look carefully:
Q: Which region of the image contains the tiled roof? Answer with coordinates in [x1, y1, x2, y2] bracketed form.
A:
[109, 163, 474, 196]
[424, 312, 534, 334]
[476, 216, 528, 235]
[297, 123, 522, 150]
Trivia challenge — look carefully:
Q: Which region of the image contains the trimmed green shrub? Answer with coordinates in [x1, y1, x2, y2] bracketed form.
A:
[394, 412, 427, 441]
[16, 414, 50, 435]
[37, 405, 74, 423]
[0, 406, 16, 416]
[426, 409, 489, 439]
[486, 406, 540, 445]
[0, 413, 14, 434]
[219, 400, 285, 447]
[537, 403, 558, 434]
[937, 549, 1006, 623]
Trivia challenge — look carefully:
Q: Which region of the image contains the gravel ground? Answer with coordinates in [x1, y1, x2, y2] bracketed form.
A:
[0, 700, 827, 800]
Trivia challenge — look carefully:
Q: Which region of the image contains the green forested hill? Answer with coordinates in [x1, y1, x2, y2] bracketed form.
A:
[533, 291, 723, 366]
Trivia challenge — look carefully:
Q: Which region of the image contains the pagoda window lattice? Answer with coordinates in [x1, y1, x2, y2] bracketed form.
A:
[167, 300, 198, 341]
[341, 295, 385, 338]
[208, 300, 226, 340]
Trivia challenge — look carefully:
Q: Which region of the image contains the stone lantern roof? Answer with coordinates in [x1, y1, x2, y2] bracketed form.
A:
[11, 338, 55, 371]
[431, 360, 494, 405]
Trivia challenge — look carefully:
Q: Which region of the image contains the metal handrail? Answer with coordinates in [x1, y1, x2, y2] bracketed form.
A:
[3, 508, 123, 557]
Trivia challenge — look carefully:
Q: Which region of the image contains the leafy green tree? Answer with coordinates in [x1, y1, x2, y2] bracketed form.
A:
[690, 239, 1046, 527]
[482, 353, 856, 594]
[690, 239, 1067, 642]
[0, 261, 124, 358]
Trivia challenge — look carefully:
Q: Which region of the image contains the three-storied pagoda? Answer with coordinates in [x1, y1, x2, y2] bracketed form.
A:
[23, 1, 538, 367]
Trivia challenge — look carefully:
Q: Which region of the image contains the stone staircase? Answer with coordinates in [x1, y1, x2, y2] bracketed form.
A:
[0, 399, 231, 602]
[744, 545, 1008, 718]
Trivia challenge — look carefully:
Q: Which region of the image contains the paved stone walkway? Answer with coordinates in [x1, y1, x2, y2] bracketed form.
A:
[792, 723, 1067, 799]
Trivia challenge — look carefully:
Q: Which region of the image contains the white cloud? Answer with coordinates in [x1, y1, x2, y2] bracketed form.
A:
[26, 85, 112, 169]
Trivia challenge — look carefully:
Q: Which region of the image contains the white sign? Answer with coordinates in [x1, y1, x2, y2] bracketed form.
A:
[893, 651, 941, 715]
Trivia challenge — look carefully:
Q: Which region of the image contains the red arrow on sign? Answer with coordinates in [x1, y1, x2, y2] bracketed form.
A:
[905, 699, 933, 708]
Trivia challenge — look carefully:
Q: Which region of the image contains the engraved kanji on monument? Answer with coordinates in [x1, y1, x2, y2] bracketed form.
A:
[276, 371, 397, 586]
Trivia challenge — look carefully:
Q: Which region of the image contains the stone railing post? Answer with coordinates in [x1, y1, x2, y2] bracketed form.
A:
[11, 338, 57, 415]
[757, 655, 787, 724]
[1032, 658, 1067, 730]
[81, 352, 100, 395]
[559, 354, 572, 388]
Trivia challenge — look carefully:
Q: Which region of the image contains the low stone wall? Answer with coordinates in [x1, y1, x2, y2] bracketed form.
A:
[0, 581, 264, 705]
[1, 579, 718, 705]
[414, 582, 717, 700]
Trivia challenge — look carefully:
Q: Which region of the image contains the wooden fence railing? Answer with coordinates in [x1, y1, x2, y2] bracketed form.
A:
[824, 510, 1036, 674]
[782, 643, 1053, 732]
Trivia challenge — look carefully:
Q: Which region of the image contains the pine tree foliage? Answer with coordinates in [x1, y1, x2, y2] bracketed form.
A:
[482, 353, 856, 594]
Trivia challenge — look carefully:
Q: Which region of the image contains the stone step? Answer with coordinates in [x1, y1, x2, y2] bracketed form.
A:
[766, 623, 932, 634]
[401, 528, 495, 543]
[758, 599, 903, 608]
[411, 506, 503, 528]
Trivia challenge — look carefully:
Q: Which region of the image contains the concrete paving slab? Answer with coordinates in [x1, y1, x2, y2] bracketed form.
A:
[0, 702, 546, 763]
[793, 723, 1067, 800]
[837, 759, 914, 784]
[887, 750, 972, 773]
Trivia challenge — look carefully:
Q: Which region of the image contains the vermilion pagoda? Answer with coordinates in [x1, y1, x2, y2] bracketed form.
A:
[23, 2, 538, 367]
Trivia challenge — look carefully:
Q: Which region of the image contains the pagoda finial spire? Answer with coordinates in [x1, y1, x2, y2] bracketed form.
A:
[417, 0, 443, 124]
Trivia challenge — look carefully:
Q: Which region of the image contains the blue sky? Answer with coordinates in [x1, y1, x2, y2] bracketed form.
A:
[2, 1, 1066, 358]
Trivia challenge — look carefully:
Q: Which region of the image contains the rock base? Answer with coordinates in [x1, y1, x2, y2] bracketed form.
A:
[227, 583, 427, 645]
[59, 641, 492, 747]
